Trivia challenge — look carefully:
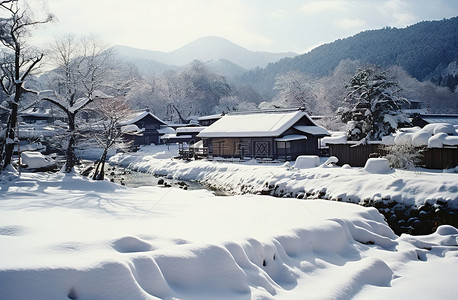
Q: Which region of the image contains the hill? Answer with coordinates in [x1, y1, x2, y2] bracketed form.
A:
[242, 17, 458, 95]
[111, 36, 296, 75]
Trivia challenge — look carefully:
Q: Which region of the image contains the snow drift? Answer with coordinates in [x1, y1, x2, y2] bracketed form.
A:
[1, 172, 457, 299]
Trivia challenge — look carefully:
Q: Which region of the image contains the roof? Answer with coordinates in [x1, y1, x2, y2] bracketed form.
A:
[120, 111, 166, 126]
[198, 114, 224, 121]
[275, 135, 307, 142]
[176, 126, 207, 134]
[417, 114, 458, 126]
[294, 125, 330, 137]
[20, 108, 52, 118]
[198, 110, 309, 138]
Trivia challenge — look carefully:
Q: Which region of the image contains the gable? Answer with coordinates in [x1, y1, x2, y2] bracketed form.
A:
[120, 112, 167, 126]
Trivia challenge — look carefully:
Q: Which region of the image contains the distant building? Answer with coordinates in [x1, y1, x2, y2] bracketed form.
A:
[20, 108, 53, 124]
[412, 114, 458, 127]
[197, 109, 330, 160]
[120, 111, 170, 146]
[198, 113, 224, 126]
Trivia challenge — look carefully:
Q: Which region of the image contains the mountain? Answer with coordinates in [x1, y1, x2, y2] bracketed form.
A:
[242, 17, 458, 94]
[111, 36, 297, 74]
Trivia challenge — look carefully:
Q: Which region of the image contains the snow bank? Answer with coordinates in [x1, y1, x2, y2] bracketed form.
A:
[20, 151, 55, 169]
[390, 123, 458, 148]
[363, 158, 392, 174]
[109, 145, 458, 209]
[1, 173, 457, 299]
[294, 155, 320, 169]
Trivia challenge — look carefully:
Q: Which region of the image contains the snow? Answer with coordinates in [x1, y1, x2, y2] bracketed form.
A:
[294, 155, 320, 169]
[274, 134, 307, 142]
[321, 132, 347, 146]
[0, 168, 457, 299]
[176, 126, 206, 134]
[411, 130, 432, 147]
[428, 132, 447, 148]
[293, 125, 330, 136]
[198, 110, 307, 138]
[363, 158, 392, 174]
[110, 144, 458, 209]
[121, 124, 141, 133]
[20, 151, 55, 169]
[120, 111, 166, 126]
[157, 126, 175, 134]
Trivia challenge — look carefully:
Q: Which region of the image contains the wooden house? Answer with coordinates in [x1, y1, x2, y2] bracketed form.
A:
[197, 109, 330, 160]
[120, 111, 169, 146]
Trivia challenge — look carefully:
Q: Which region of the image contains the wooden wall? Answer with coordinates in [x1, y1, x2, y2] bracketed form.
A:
[328, 143, 458, 169]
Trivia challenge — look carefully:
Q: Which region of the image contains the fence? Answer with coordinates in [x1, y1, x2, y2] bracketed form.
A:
[328, 143, 458, 169]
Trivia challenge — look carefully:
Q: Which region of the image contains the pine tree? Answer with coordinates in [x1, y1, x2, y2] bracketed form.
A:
[339, 67, 409, 141]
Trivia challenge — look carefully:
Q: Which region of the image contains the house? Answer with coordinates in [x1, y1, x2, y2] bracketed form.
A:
[120, 111, 170, 146]
[198, 113, 224, 126]
[20, 107, 53, 124]
[412, 114, 458, 127]
[197, 109, 330, 160]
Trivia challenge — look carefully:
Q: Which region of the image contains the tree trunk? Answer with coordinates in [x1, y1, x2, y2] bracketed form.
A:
[172, 104, 187, 124]
[1, 86, 21, 170]
[93, 150, 107, 180]
[64, 112, 77, 173]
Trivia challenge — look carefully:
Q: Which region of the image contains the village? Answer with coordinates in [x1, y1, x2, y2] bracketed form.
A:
[10, 104, 458, 170]
[1, 1, 458, 299]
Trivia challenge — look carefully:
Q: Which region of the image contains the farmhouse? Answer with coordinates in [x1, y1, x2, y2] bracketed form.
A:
[120, 111, 170, 146]
[197, 109, 330, 160]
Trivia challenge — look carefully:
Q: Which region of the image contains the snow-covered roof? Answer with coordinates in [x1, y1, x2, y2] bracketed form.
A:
[176, 126, 207, 134]
[157, 126, 176, 134]
[20, 108, 52, 118]
[294, 125, 330, 136]
[120, 111, 166, 126]
[198, 111, 310, 138]
[161, 133, 192, 140]
[275, 135, 307, 142]
[417, 114, 458, 126]
[198, 114, 224, 121]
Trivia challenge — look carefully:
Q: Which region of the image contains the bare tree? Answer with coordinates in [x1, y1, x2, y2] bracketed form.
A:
[39, 36, 114, 172]
[0, 0, 53, 170]
[87, 97, 135, 180]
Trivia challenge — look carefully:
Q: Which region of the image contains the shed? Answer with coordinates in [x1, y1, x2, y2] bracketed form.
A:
[197, 109, 330, 160]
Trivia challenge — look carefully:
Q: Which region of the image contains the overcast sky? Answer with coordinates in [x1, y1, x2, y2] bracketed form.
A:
[31, 0, 458, 54]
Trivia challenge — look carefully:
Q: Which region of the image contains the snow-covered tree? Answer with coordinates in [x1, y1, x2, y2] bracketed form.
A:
[142, 61, 231, 123]
[339, 67, 409, 141]
[85, 97, 136, 180]
[0, 0, 53, 170]
[273, 70, 316, 114]
[39, 36, 114, 172]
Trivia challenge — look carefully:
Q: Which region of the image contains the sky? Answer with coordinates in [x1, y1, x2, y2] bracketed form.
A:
[29, 0, 458, 54]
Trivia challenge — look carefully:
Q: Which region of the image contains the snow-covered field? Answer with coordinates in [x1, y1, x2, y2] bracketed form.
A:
[1, 144, 457, 299]
[1, 170, 458, 300]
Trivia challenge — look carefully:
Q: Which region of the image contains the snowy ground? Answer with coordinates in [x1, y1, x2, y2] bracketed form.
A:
[109, 144, 458, 209]
[1, 170, 458, 300]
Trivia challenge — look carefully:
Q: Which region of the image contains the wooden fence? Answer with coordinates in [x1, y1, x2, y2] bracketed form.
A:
[328, 143, 458, 169]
